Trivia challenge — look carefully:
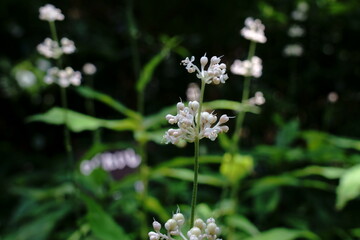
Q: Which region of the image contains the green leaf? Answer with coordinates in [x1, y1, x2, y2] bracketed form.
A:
[4, 204, 70, 240]
[275, 119, 299, 147]
[28, 107, 138, 132]
[291, 165, 346, 179]
[82, 194, 130, 240]
[136, 36, 180, 93]
[242, 228, 320, 240]
[153, 168, 226, 187]
[144, 196, 170, 221]
[226, 215, 260, 237]
[203, 100, 260, 113]
[220, 153, 254, 184]
[329, 135, 360, 151]
[157, 155, 223, 168]
[336, 164, 360, 210]
[143, 105, 177, 130]
[76, 86, 140, 120]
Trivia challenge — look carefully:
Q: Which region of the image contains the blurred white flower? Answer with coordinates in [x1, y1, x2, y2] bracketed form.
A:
[39, 4, 64, 22]
[15, 70, 36, 88]
[44, 66, 81, 87]
[283, 44, 303, 57]
[249, 91, 266, 105]
[37, 37, 76, 59]
[181, 54, 228, 85]
[288, 25, 305, 38]
[328, 92, 339, 103]
[80, 149, 141, 175]
[186, 83, 200, 102]
[241, 17, 267, 43]
[60, 37, 76, 54]
[291, 2, 309, 21]
[36, 58, 51, 71]
[164, 101, 229, 144]
[82, 63, 97, 75]
[37, 38, 63, 59]
[230, 56, 262, 78]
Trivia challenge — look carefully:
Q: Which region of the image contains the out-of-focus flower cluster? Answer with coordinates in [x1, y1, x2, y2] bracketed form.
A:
[44, 67, 81, 88]
[164, 101, 229, 144]
[39, 4, 64, 22]
[241, 17, 267, 44]
[149, 211, 222, 240]
[291, 1, 309, 21]
[37, 37, 75, 59]
[249, 91, 266, 106]
[283, 44, 303, 57]
[181, 55, 228, 85]
[230, 56, 262, 78]
[82, 63, 97, 75]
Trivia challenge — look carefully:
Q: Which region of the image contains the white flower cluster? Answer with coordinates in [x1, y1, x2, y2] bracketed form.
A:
[164, 101, 229, 144]
[283, 44, 303, 57]
[80, 149, 141, 176]
[291, 2, 309, 21]
[230, 56, 262, 78]
[82, 63, 97, 75]
[149, 212, 222, 240]
[288, 24, 305, 38]
[37, 37, 76, 59]
[241, 17, 267, 43]
[39, 4, 64, 22]
[249, 91, 266, 105]
[44, 67, 81, 88]
[181, 54, 228, 85]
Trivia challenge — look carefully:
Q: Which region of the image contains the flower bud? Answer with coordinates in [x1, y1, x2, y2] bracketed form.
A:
[165, 219, 177, 231]
[206, 222, 218, 235]
[219, 114, 229, 124]
[194, 218, 206, 230]
[152, 220, 161, 232]
[172, 213, 185, 226]
[200, 55, 208, 67]
[188, 227, 201, 237]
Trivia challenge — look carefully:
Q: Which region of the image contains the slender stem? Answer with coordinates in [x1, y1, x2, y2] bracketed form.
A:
[61, 87, 73, 155]
[190, 80, 206, 226]
[126, 2, 147, 236]
[231, 41, 257, 153]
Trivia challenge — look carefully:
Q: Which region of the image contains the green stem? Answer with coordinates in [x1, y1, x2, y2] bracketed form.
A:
[60, 87, 73, 157]
[231, 41, 257, 153]
[190, 80, 206, 226]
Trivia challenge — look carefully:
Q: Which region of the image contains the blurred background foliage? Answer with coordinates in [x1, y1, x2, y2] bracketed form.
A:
[1, 0, 360, 239]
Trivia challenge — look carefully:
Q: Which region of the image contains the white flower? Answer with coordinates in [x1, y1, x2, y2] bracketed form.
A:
[44, 66, 81, 87]
[82, 63, 97, 75]
[15, 70, 36, 88]
[186, 83, 200, 101]
[164, 101, 229, 144]
[44, 67, 59, 84]
[60, 37, 76, 54]
[181, 54, 228, 85]
[291, 2, 309, 21]
[241, 17, 267, 43]
[37, 38, 63, 59]
[39, 4, 64, 22]
[230, 56, 262, 78]
[249, 91, 266, 105]
[37, 37, 76, 59]
[148, 211, 222, 240]
[283, 44, 303, 57]
[288, 24, 305, 38]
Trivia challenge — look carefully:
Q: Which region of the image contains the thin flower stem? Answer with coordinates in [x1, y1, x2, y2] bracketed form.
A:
[231, 41, 257, 153]
[190, 80, 206, 226]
